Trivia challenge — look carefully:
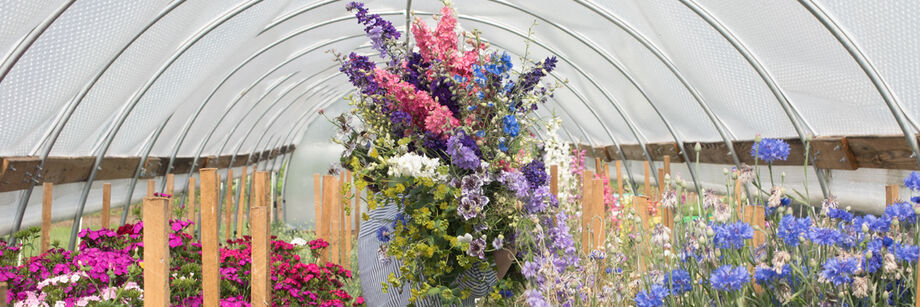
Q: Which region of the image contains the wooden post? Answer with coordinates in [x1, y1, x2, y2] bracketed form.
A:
[200, 169, 220, 307]
[251, 172, 271, 306]
[663, 155, 671, 176]
[186, 177, 196, 224]
[142, 197, 170, 307]
[314, 173, 322, 234]
[101, 183, 111, 229]
[0, 282, 7, 307]
[354, 179, 361, 234]
[338, 172, 346, 264]
[237, 166, 248, 238]
[636, 196, 650, 231]
[595, 157, 603, 176]
[735, 179, 744, 219]
[345, 171, 353, 269]
[592, 178, 605, 249]
[146, 179, 155, 197]
[615, 161, 624, 199]
[320, 175, 336, 263]
[644, 161, 651, 198]
[582, 170, 594, 254]
[41, 182, 52, 253]
[657, 168, 665, 200]
[224, 169, 234, 239]
[166, 174, 175, 195]
[886, 184, 899, 205]
[550, 165, 559, 197]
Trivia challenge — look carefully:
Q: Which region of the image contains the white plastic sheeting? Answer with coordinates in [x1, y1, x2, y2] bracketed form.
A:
[0, 0, 918, 230]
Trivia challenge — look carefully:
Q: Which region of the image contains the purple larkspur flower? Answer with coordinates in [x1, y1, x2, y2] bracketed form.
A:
[447, 132, 480, 170]
[499, 170, 529, 199]
[521, 159, 548, 189]
[346, 2, 400, 57]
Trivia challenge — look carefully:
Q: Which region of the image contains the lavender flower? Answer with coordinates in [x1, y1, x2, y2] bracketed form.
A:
[751, 138, 791, 163]
[492, 236, 504, 250]
[447, 132, 481, 170]
[521, 159, 548, 189]
[346, 2, 401, 57]
[499, 170, 529, 199]
[521, 261, 539, 279]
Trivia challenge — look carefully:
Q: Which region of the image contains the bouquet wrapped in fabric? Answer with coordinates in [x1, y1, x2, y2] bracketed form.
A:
[333, 1, 573, 305]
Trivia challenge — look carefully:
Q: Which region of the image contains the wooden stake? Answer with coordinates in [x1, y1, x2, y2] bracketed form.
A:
[166, 173, 175, 195]
[320, 175, 336, 263]
[886, 184, 899, 205]
[186, 177, 196, 225]
[616, 161, 623, 199]
[41, 182, 52, 253]
[636, 196, 650, 231]
[644, 161, 651, 198]
[582, 170, 594, 254]
[592, 178, 605, 249]
[735, 179, 743, 219]
[101, 183, 111, 229]
[0, 282, 7, 307]
[200, 169, 220, 307]
[595, 157, 603, 176]
[147, 179, 155, 198]
[345, 171, 353, 270]
[142, 197, 170, 307]
[657, 168, 665, 200]
[663, 155, 671, 176]
[338, 172, 346, 264]
[550, 165, 559, 197]
[251, 172, 271, 306]
[238, 166, 248, 238]
[224, 169, 234, 239]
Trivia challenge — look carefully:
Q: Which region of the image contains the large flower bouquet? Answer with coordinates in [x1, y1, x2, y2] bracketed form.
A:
[333, 1, 569, 304]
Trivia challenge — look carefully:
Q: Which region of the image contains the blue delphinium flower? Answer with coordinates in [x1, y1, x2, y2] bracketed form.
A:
[821, 257, 859, 285]
[905, 171, 920, 191]
[895, 243, 920, 262]
[827, 208, 854, 222]
[502, 115, 520, 137]
[634, 284, 669, 307]
[498, 289, 513, 298]
[376, 226, 391, 243]
[751, 138, 791, 163]
[885, 201, 916, 223]
[809, 227, 843, 246]
[664, 269, 693, 295]
[777, 215, 811, 247]
[521, 159, 548, 189]
[524, 289, 549, 307]
[346, 2, 401, 57]
[712, 221, 754, 249]
[709, 265, 749, 291]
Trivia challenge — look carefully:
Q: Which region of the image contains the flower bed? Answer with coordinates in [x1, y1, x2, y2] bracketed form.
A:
[0, 220, 362, 307]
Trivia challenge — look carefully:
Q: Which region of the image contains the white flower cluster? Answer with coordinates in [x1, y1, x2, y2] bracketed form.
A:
[542, 119, 576, 206]
[387, 152, 444, 181]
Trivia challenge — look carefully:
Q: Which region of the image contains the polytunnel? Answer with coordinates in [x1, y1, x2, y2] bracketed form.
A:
[1, 0, 920, 306]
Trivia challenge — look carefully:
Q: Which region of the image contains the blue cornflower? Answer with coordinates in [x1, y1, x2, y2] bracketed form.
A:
[809, 227, 843, 245]
[664, 269, 692, 295]
[712, 221, 754, 249]
[895, 243, 920, 262]
[502, 115, 520, 137]
[777, 215, 811, 247]
[709, 265, 749, 291]
[821, 257, 859, 285]
[885, 201, 916, 223]
[912, 196, 920, 204]
[754, 265, 790, 286]
[498, 289, 513, 298]
[375, 226, 391, 243]
[605, 267, 612, 274]
[751, 138, 791, 163]
[862, 214, 892, 233]
[827, 208, 854, 222]
[634, 284, 669, 307]
[391, 212, 408, 229]
[905, 172, 920, 191]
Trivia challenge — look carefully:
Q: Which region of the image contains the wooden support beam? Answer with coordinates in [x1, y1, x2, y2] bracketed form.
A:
[735, 179, 743, 219]
[663, 155, 671, 175]
[320, 175, 336, 263]
[142, 197, 170, 307]
[314, 173, 321, 234]
[644, 161, 651, 198]
[147, 179, 155, 198]
[41, 182, 52, 253]
[186, 177, 196, 225]
[238, 166, 248, 238]
[338, 172, 346, 265]
[251, 172, 271, 307]
[886, 184, 900, 205]
[636, 196, 650, 231]
[224, 169, 234, 240]
[592, 178, 605, 250]
[345, 171, 353, 270]
[616, 161, 624, 200]
[0, 282, 7, 307]
[200, 169, 220, 307]
[582, 170, 594, 254]
[550, 165, 558, 197]
[657, 168, 665, 200]
[101, 183, 111, 229]
[165, 174, 174, 195]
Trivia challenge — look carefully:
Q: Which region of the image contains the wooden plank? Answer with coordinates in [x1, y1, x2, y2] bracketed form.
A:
[41, 156, 94, 185]
[332, 173, 343, 265]
[848, 135, 920, 170]
[887, 185, 900, 205]
[810, 137, 859, 170]
[237, 166, 248, 238]
[354, 177, 361, 235]
[186, 177, 196, 225]
[141, 157, 163, 179]
[251, 171, 271, 307]
[592, 178, 604, 250]
[663, 155, 671, 175]
[101, 183, 111, 229]
[200, 168, 220, 307]
[97, 157, 143, 180]
[619, 144, 645, 161]
[41, 182, 52, 253]
[615, 161, 624, 200]
[550, 165, 558, 197]
[735, 179, 743, 219]
[594, 157, 602, 175]
[644, 161, 651, 198]
[657, 168, 665, 200]
[345, 171, 353, 270]
[320, 175, 336, 263]
[636, 196, 650, 231]
[165, 174, 175, 195]
[582, 170, 594, 254]
[646, 143, 682, 162]
[142, 197, 170, 307]
[0, 156, 41, 192]
[225, 169, 234, 240]
[338, 172, 346, 264]
[0, 282, 6, 307]
[147, 179, 155, 198]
